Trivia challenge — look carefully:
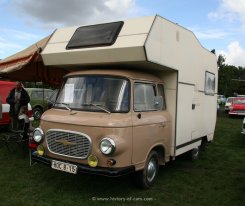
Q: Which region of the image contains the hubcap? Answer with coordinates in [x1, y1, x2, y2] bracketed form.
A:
[34, 110, 41, 119]
[147, 158, 156, 182]
[192, 148, 199, 159]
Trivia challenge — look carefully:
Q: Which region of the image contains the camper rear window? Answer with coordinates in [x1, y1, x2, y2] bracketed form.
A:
[66, 21, 124, 49]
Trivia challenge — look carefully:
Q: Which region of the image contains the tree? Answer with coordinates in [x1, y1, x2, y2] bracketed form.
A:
[217, 54, 245, 96]
[217, 54, 226, 69]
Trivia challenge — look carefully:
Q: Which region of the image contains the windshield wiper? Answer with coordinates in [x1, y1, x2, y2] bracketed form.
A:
[81, 103, 111, 114]
[55, 102, 72, 111]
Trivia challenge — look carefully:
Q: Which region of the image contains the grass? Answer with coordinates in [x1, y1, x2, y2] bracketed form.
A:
[0, 112, 245, 206]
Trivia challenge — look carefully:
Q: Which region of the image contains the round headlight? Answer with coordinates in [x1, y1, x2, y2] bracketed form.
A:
[33, 128, 44, 143]
[100, 138, 116, 155]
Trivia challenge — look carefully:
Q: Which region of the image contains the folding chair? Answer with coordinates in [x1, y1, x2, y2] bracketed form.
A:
[2, 115, 30, 153]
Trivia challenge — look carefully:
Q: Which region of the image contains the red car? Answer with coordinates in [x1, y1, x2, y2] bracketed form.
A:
[0, 81, 33, 129]
[229, 97, 245, 116]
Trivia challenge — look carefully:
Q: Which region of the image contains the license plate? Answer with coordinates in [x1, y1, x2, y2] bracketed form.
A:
[51, 160, 78, 174]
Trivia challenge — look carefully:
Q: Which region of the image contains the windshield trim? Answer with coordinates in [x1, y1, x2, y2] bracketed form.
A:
[54, 75, 131, 113]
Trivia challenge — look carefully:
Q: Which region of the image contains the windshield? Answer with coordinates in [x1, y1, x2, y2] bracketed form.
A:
[233, 98, 245, 105]
[55, 76, 130, 113]
[226, 98, 233, 103]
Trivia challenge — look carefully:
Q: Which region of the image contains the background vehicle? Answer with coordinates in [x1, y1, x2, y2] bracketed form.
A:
[229, 97, 245, 117]
[0, 95, 2, 120]
[0, 81, 33, 129]
[25, 88, 53, 120]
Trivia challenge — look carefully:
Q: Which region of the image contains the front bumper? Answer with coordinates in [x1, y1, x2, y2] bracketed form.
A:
[31, 152, 135, 177]
[229, 111, 245, 116]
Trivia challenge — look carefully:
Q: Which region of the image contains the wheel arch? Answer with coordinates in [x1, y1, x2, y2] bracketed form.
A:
[149, 144, 165, 166]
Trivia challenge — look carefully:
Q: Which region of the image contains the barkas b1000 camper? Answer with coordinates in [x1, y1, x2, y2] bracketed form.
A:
[30, 15, 217, 188]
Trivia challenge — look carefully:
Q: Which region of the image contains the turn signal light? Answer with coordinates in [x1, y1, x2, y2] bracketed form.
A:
[106, 159, 116, 167]
[28, 143, 38, 150]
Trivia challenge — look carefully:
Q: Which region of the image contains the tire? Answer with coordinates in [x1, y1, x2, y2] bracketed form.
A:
[190, 147, 200, 161]
[33, 107, 43, 120]
[200, 139, 208, 151]
[135, 150, 159, 189]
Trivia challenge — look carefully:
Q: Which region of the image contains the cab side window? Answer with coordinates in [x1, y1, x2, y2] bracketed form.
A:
[134, 83, 156, 112]
[157, 84, 166, 110]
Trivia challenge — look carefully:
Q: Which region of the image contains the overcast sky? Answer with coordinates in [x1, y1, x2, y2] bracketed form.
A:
[0, 0, 245, 67]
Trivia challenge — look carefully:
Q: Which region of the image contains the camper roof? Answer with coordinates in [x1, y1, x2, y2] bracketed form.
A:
[41, 15, 217, 85]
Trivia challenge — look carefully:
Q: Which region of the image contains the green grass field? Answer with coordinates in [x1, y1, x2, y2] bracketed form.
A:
[0, 113, 244, 206]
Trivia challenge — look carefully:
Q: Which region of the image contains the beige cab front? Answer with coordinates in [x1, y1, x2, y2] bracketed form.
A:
[31, 69, 171, 188]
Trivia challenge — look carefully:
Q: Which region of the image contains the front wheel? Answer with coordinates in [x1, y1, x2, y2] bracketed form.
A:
[135, 150, 159, 189]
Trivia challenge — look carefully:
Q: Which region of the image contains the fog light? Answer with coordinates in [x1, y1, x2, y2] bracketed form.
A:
[88, 155, 98, 167]
[37, 145, 44, 156]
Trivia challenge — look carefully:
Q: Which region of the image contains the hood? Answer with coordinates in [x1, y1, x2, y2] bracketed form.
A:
[41, 108, 132, 128]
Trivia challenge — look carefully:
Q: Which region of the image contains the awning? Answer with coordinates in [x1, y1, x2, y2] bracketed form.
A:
[0, 35, 68, 86]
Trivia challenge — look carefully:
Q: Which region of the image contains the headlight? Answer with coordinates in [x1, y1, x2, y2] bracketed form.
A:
[100, 138, 116, 155]
[33, 128, 44, 143]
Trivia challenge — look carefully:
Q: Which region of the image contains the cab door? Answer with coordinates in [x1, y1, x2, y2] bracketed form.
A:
[132, 82, 170, 165]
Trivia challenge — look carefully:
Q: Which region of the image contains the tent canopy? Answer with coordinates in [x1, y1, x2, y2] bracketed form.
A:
[0, 35, 68, 86]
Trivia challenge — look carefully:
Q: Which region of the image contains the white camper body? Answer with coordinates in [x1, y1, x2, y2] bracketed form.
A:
[42, 16, 218, 157]
[41, 15, 217, 158]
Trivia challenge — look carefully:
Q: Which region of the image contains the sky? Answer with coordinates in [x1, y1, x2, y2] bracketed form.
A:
[0, 0, 245, 67]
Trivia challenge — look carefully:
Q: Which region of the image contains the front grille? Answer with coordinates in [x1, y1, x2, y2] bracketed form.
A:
[46, 130, 91, 159]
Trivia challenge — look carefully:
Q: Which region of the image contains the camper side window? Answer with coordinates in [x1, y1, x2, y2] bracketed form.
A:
[157, 84, 166, 110]
[134, 82, 156, 112]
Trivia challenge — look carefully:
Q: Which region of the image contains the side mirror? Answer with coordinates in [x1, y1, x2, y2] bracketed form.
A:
[153, 96, 163, 110]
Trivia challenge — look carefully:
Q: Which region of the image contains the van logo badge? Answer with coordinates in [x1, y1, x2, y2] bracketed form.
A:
[55, 139, 77, 146]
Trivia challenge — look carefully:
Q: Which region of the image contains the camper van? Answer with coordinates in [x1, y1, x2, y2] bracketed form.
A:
[30, 15, 218, 188]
